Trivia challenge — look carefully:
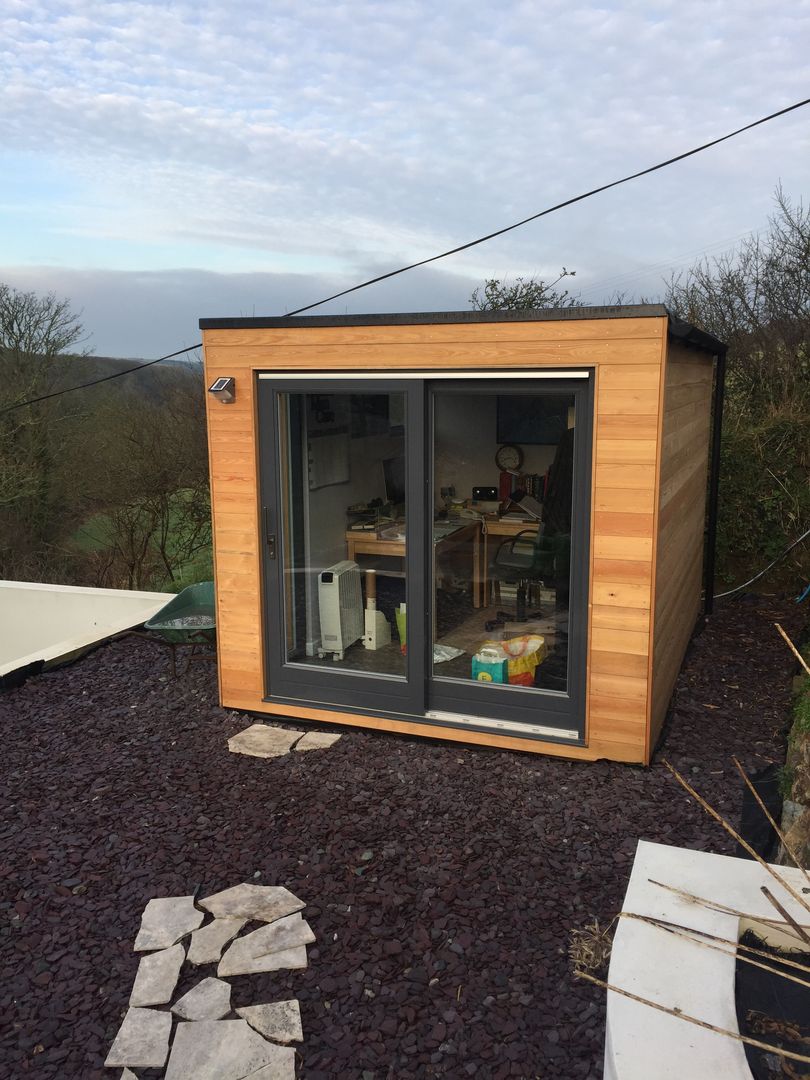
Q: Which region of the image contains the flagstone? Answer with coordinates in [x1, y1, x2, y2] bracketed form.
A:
[242, 1046, 296, 1079]
[188, 916, 247, 965]
[218, 914, 314, 977]
[227, 724, 303, 759]
[218, 943, 309, 978]
[129, 942, 185, 1007]
[198, 883, 305, 923]
[134, 895, 204, 951]
[164, 1019, 285, 1080]
[294, 731, 342, 752]
[172, 976, 232, 1020]
[237, 1000, 303, 1044]
[104, 1007, 172, 1069]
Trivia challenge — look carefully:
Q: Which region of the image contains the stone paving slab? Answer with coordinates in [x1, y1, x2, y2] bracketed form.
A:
[164, 1019, 288, 1080]
[120, 1070, 138, 1080]
[228, 724, 303, 759]
[129, 942, 185, 1007]
[199, 883, 305, 923]
[237, 1000, 303, 1043]
[294, 731, 342, 752]
[133, 895, 204, 951]
[218, 914, 314, 978]
[104, 1007, 172, 1069]
[242, 1046, 296, 1079]
[219, 943, 309, 978]
[172, 976, 232, 1020]
[188, 916, 248, 965]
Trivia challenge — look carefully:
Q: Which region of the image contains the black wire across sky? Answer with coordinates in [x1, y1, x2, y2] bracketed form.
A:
[3, 93, 808, 416]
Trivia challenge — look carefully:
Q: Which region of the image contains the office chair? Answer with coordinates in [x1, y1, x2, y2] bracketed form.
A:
[486, 530, 570, 630]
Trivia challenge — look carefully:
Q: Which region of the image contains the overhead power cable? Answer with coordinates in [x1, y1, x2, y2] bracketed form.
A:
[284, 95, 810, 316]
[0, 344, 202, 415]
[4, 93, 809, 415]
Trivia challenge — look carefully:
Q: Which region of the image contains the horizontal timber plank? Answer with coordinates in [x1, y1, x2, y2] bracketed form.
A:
[593, 535, 654, 561]
[592, 581, 652, 609]
[591, 649, 649, 678]
[598, 364, 661, 390]
[588, 691, 648, 721]
[598, 388, 659, 415]
[590, 672, 648, 704]
[205, 339, 654, 369]
[595, 463, 657, 490]
[591, 603, 651, 633]
[202, 317, 665, 348]
[596, 439, 658, 464]
[596, 414, 659, 439]
[593, 487, 656, 514]
[592, 558, 652, 586]
[591, 626, 649, 655]
[593, 511, 655, 537]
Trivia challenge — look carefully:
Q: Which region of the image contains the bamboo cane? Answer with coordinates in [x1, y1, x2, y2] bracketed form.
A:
[620, 911, 810, 975]
[574, 970, 810, 1065]
[618, 911, 810, 989]
[775, 623, 810, 677]
[761, 886, 810, 948]
[662, 760, 810, 920]
[647, 878, 808, 944]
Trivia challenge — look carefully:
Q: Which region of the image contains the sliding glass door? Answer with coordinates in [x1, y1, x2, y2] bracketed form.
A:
[258, 379, 425, 716]
[427, 379, 592, 738]
[258, 374, 592, 740]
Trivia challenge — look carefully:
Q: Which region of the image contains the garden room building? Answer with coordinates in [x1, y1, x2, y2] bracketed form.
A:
[199, 305, 725, 764]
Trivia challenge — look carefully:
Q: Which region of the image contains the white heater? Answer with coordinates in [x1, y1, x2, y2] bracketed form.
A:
[317, 560, 363, 661]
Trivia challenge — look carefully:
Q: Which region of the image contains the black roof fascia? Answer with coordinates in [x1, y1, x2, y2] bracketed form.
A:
[199, 304, 725, 355]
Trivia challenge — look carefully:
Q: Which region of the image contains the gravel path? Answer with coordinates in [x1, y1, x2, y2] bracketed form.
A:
[0, 595, 804, 1079]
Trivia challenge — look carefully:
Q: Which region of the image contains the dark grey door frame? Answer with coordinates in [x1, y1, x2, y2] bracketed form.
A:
[257, 377, 426, 718]
[425, 377, 593, 739]
[257, 372, 593, 741]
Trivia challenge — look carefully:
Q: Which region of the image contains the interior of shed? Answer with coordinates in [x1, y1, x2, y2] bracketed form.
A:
[276, 387, 575, 691]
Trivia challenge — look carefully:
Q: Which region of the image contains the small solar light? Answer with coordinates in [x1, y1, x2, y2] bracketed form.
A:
[208, 376, 235, 404]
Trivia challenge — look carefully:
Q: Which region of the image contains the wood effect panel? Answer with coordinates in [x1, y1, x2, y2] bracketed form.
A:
[203, 316, 664, 348]
[593, 534, 653, 562]
[596, 439, 658, 464]
[205, 338, 655, 370]
[649, 344, 714, 752]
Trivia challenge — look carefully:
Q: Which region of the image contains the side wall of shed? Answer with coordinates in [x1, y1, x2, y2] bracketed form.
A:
[202, 315, 670, 763]
[649, 341, 715, 752]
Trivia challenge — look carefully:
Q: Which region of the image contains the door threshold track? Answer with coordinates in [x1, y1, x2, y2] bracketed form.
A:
[425, 710, 579, 742]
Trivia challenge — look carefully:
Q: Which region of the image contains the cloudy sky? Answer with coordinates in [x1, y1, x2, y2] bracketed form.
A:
[2, 0, 809, 357]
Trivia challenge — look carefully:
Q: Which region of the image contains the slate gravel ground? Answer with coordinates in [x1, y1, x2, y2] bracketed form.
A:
[0, 595, 805, 1079]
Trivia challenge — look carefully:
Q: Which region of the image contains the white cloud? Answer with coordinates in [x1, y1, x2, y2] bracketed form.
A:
[0, 0, 808, 352]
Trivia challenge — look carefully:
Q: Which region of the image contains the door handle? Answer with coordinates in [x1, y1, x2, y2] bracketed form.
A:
[263, 506, 276, 559]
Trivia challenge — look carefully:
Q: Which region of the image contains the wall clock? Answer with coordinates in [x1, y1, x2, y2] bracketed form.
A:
[495, 443, 524, 471]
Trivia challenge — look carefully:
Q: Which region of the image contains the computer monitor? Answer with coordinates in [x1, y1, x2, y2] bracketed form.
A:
[383, 456, 406, 506]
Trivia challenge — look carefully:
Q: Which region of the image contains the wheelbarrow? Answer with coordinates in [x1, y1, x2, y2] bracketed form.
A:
[131, 581, 217, 677]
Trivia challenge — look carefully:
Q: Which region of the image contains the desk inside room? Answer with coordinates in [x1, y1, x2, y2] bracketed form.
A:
[345, 520, 482, 608]
[481, 517, 540, 606]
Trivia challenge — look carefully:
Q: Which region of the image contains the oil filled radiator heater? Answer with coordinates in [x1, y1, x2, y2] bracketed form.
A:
[317, 561, 364, 661]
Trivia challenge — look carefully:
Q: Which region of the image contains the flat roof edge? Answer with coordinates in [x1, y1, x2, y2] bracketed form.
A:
[199, 304, 725, 353]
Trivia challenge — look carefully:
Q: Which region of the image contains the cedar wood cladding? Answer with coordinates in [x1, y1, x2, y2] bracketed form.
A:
[201, 310, 717, 764]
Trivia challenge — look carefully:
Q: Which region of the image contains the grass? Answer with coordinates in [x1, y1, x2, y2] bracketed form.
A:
[70, 490, 212, 592]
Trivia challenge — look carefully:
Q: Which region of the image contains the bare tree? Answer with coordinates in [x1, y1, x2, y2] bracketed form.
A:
[470, 269, 579, 310]
[0, 284, 87, 575]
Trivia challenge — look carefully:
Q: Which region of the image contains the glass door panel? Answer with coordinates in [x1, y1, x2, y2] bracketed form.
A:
[277, 390, 408, 676]
[429, 380, 590, 736]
